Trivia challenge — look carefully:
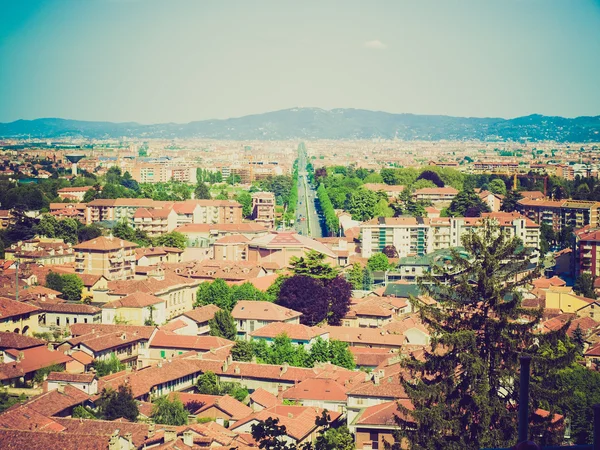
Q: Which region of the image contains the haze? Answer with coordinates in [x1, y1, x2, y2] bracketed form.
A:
[1, 0, 599, 123]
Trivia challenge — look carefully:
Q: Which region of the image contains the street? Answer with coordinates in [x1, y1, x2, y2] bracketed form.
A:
[294, 146, 323, 238]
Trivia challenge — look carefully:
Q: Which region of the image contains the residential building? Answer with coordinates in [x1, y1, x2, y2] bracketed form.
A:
[362, 183, 405, 200]
[281, 378, 347, 413]
[73, 235, 138, 281]
[575, 228, 600, 276]
[517, 198, 600, 232]
[361, 217, 433, 258]
[0, 345, 72, 386]
[175, 222, 268, 249]
[252, 192, 276, 229]
[412, 186, 458, 204]
[132, 207, 178, 236]
[148, 331, 232, 360]
[85, 198, 156, 224]
[176, 305, 222, 335]
[101, 292, 167, 326]
[232, 300, 302, 340]
[322, 326, 404, 350]
[49, 203, 86, 223]
[0, 297, 40, 335]
[213, 235, 249, 261]
[34, 302, 102, 331]
[136, 246, 183, 266]
[0, 210, 13, 229]
[57, 186, 92, 201]
[350, 400, 413, 450]
[247, 232, 338, 267]
[173, 392, 253, 426]
[5, 238, 75, 265]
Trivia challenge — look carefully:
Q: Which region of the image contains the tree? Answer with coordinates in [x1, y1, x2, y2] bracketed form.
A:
[416, 170, 444, 187]
[448, 188, 491, 217]
[236, 191, 253, 218]
[488, 179, 507, 196]
[60, 274, 84, 301]
[290, 251, 338, 280]
[346, 263, 364, 290]
[393, 219, 571, 449]
[572, 325, 585, 354]
[93, 353, 125, 377]
[367, 253, 390, 271]
[373, 198, 394, 218]
[78, 224, 103, 242]
[278, 276, 329, 326]
[346, 188, 378, 221]
[45, 271, 63, 292]
[382, 245, 398, 258]
[196, 278, 234, 310]
[251, 417, 292, 450]
[194, 182, 211, 199]
[501, 190, 524, 213]
[328, 340, 355, 370]
[362, 267, 373, 290]
[72, 405, 97, 419]
[153, 231, 186, 250]
[209, 310, 237, 340]
[152, 394, 188, 425]
[574, 273, 597, 299]
[56, 218, 79, 244]
[196, 371, 220, 395]
[231, 340, 254, 362]
[97, 385, 139, 421]
[34, 214, 58, 238]
[325, 277, 352, 326]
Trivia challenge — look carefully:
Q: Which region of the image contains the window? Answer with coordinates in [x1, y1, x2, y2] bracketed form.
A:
[84, 318, 88, 323]
[56, 317, 60, 326]
[73, 318, 77, 324]
[160, 350, 166, 358]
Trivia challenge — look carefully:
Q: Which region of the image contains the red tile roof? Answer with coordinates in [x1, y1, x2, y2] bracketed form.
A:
[249, 388, 280, 409]
[282, 378, 348, 402]
[103, 292, 165, 309]
[0, 332, 45, 350]
[73, 235, 138, 251]
[0, 297, 40, 320]
[0, 347, 72, 381]
[25, 384, 89, 417]
[150, 331, 233, 351]
[53, 417, 153, 448]
[46, 371, 96, 383]
[182, 305, 222, 324]
[354, 400, 413, 426]
[322, 325, 405, 348]
[231, 300, 302, 322]
[0, 405, 65, 432]
[249, 323, 327, 341]
[170, 392, 252, 420]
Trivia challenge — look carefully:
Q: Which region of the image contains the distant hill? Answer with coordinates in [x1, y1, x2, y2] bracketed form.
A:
[1, 108, 599, 142]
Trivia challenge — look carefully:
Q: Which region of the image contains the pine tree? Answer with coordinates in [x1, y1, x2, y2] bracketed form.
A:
[362, 267, 373, 290]
[573, 324, 585, 354]
[392, 219, 571, 449]
[209, 310, 237, 340]
[346, 263, 364, 290]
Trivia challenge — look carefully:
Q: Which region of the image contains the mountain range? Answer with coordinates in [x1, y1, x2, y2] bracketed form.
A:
[1, 108, 599, 142]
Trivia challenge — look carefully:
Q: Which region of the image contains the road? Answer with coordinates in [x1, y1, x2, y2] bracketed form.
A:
[294, 146, 323, 238]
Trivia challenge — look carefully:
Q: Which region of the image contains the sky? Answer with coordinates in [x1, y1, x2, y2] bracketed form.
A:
[0, 0, 599, 123]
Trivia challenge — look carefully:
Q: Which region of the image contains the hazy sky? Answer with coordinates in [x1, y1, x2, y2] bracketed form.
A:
[1, 0, 599, 123]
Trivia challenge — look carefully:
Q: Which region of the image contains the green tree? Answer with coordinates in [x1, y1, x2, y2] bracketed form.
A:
[153, 231, 186, 250]
[290, 250, 338, 280]
[105, 166, 122, 184]
[194, 182, 211, 199]
[0, 390, 26, 413]
[448, 188, 491, 217]
[72, 405, 97, 419]
[362, 267, 373, 290]
[92, 353, 125, 377]
[196, 278, 233, 310]
[236, 191, 253, 218]
[151, 394, 188, 425]
[97, 385, 139, 421]
[488, 178, 507, 196]
[60, 274, 84, 301]
[231, 340, 254, 362]
[367, 253, 390, 271]
[45, 271, 63, 292]
[231, 282, 266, 302]
[346, 263, 364, 290]
[500, 190, 524, 213]
[574, 273, 597, 299]
[209, 309, 237, 340]
[56, 218, 80, 244]
[307, 337, 330, 366]
[572, 325, 585, 354]
[346, 188, 378, 221]
[329, 340, 355, 370]
[393, 219, 570, 449]
[373, 198, 394, 218]
[34, 214, 58, 238]
[78, 224, 103, 243]
[196, 371, 220, 395]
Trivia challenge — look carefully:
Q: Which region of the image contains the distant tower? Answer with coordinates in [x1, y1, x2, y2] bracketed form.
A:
[65, 154, 85, 176]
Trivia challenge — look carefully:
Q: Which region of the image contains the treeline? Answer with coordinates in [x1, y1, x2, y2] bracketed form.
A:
[230, 335, 355, 370]
[316, 184, 339, 236]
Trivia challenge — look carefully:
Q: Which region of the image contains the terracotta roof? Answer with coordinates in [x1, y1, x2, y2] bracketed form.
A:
[322, 325, 405, 348]
[170, 392, 252, 420]
[532, 276, 567, 289]
[349, 347, 395, 367]
[0, 347, 72, 381]
[164, 260, 266, 282]
[46, 371, 96, 383]
[282, 378, 347, 402]
[0, 297, 40, 320]
[0, 405, 65, 432]
[414, 187, 459, 195]
[159, 319, 188, 332]
[249, 323, 327, 341]
[107, 273, 199, 296]
[231, 405, 340, 441]
[347, 371, 408, 399]
[249, 388, 280, 409]
[175, 223, 267, 234]
[75, 274, 104, 288]
[0, 332, 45, 350]
[231, 300, 302, 322]
[73, 235, 138, 251]
[586, 341, 600, 357]
[25, 384, 89, 417]
[70, 323, 156, 340]
[29, 302, 101, 314]
[53, 417, 153, 448]
[182, 305, 222, 324]
[70, 350, 94, 366]
[354, 400, 413, 426]
[103, 292, 165, 309]
[248, 232, 337, 258]
[150, 331, 233, 351]
[215, 235, 250, 244]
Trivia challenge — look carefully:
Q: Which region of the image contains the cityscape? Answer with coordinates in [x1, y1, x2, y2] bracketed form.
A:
[0, 1, 600, 450]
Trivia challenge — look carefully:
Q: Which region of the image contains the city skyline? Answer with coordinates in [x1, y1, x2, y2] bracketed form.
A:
[1, 0, 600, 123]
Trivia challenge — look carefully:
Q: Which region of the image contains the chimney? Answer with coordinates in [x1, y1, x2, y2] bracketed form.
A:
[183, 430, 194, 446]
[109, 430, 120, 450]
[187, 414, 196, 425]
[57, 383, 65, 393]
[226, 354, 233, 365]
[124, 432, 133, 448]
[47, 343, 54, 351]
[234, 366, 240, 375]
[281, 362, 288, 375]
[164, 426, 177, 442]
[147, 422, 155, 439]
[17, 351, 25, 362]
[373, 373, 380, 385]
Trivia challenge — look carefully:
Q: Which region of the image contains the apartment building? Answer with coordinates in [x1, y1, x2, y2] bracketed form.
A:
[575, 228, 600, 276]
[4, 238, 75, 265]
[473, 161, 520, 173]
[85, 198, 156, 224]
[412, 187, 459, 204]
[132, 207, 178, 236]
[57, 186, 92, 201]
[73, 235, 138, 281]
[252, 192, 276, 229]
[361, 212, 539, 258]
[517, 199, 600, 232]
[361, 217, 433, 258]
[49, 203, 86, 223]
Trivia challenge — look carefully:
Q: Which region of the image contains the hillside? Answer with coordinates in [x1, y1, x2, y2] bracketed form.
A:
[1, 108, 599, 142]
